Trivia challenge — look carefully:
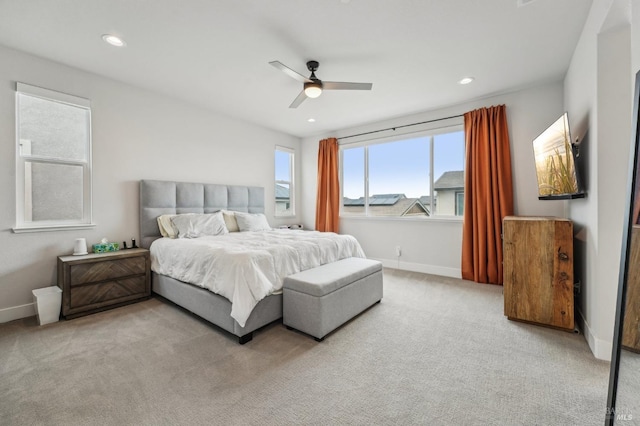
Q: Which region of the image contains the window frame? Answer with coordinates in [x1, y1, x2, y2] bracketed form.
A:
[274, 145, 295, 217]
[13, 82, 94, 233]
[339, 121, 464, 221]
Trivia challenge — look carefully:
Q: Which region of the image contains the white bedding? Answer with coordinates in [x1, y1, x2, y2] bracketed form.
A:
[150, 230, 366, 327]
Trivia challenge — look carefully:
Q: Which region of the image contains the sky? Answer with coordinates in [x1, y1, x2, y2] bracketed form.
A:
[342, 130, 465, 199]
[275, 149, 291, 182]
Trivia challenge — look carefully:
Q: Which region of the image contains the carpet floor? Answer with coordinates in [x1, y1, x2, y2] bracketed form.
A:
[0, 268, 610, 425]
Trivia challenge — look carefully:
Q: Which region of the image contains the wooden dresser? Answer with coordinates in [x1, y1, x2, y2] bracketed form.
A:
[57, 248, 151, 319]
[503, 216, 574, 331]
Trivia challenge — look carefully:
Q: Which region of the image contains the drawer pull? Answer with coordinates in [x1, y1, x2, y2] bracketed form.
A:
[558, 252, 569, 261]
[559, 272, 569, 281]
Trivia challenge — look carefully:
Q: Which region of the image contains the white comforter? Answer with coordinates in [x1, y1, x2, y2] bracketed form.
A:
[150, 230, 366, 327]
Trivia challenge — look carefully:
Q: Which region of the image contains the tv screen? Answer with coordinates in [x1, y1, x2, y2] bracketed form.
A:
[532, 113, 585, 200]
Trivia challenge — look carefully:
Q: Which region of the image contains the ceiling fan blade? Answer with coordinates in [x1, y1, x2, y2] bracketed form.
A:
[289, 90, 308, 108]
[323, 81, 373, 91]
[269, 61, 311, 83]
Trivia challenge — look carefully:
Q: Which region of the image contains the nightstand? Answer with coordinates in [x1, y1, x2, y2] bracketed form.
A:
[57, 248, 151, 319]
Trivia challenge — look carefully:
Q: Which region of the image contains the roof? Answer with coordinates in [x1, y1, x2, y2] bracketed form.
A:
[275, 184, 289, 199]
[343, 193, 406, 206]
[343, 195, 430, 217]
[434, 171, 464, 190]
[419, 196, 436, 208]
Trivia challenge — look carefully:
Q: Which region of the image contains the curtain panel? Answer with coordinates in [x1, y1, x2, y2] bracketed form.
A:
[315, 137, 340, 232]
[461, 105, 514, 285]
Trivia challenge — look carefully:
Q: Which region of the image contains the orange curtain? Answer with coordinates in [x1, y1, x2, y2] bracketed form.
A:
[461, 105, 514, 285]
[315, 138, 340, 232]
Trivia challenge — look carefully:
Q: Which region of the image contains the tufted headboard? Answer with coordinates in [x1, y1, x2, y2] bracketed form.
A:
[139, 179, 265, 249]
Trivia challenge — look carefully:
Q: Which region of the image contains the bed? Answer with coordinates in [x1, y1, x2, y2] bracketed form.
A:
[139, 179, 365, 343]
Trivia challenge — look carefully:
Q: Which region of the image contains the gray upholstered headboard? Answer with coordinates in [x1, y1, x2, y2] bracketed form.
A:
[139, 179, 265, 249]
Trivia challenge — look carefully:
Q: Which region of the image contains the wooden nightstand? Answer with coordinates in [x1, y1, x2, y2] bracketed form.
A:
[57, 248, 151, 319]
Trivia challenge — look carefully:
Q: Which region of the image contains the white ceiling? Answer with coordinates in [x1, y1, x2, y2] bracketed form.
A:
[0, 0, 592, 138]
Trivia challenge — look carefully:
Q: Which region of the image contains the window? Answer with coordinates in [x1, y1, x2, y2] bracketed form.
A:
[340, 125, 464, 218]
[275, 146, 294, 216]
[14, 83, 93, 232]
[455, 191, 465, 216]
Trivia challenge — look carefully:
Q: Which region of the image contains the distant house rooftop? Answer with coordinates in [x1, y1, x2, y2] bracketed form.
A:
[343, 194, 406, 206]
[343, 193, 430, 216]
[434, 171, 464, 190]
[419, 195, 435, 208]
[275, 184, 289, 200]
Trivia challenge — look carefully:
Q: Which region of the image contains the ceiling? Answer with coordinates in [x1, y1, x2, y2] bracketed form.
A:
[0, 0, 592, 138]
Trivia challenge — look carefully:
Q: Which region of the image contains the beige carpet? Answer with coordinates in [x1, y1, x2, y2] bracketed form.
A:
[0, 269, 610, 425]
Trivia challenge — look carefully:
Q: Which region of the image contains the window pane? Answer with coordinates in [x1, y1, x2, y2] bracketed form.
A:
[275, 150, 291, 181]
[27, 162, 83, 221]
[18, 93, 89, 161]
[368, 137, 430, 217]
[433, 131, 465, 216]
[342, 147, 365, 216]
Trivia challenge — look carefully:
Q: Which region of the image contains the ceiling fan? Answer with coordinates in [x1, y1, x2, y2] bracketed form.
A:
[269, 60, 373, 108]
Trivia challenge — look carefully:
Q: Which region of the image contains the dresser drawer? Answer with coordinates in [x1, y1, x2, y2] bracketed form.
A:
[69, 276, 147, 309]
[69, 256, 146, 286]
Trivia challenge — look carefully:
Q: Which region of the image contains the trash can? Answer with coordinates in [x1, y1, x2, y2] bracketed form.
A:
[32, 286, 62, 325]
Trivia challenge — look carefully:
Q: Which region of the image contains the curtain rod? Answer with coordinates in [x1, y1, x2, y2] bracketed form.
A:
[337, 113, 464, 142]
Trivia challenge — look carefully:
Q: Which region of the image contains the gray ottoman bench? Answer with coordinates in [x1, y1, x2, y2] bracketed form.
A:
[283, 257, 383, 341]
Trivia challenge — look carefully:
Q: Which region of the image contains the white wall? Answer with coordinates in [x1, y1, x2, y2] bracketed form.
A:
[564, 0, 634, 360]
[0, 45, 301, 322]
[301, 81, 567, 277]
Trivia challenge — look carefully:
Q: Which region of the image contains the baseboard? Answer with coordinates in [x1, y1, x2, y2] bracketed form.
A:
[373, 258, 461, 279]
[0, 303, 36, 324]
[576, 307, 612, 361]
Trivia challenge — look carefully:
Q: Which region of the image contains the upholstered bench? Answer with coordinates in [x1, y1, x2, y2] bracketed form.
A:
[283, 257, 383, 341]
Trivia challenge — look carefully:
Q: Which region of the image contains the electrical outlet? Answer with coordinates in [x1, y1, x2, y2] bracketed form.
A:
[395, 246, 402, 257]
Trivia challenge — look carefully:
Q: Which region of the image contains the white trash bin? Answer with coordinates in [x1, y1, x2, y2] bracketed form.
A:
[32, 286, 62, 325]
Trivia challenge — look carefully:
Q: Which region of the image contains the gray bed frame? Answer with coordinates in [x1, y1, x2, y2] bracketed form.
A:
[139, 179, 282, 344]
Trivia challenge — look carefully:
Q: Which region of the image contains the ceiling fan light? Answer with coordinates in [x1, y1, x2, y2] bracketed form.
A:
[304, 82, 322, 98]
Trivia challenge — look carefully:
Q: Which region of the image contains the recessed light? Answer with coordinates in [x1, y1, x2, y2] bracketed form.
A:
[307, 118, 316, 123]
[459, 77, 474, 85]
[102, 34, 126, 47]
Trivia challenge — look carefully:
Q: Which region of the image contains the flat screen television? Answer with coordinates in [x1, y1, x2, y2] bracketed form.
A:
[532, 112, 585, 200]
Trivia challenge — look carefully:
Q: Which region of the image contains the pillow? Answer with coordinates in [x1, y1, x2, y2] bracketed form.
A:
[157, 213, 199, 238]
[157, 214, 180, 238]
[222, 210, 240, 232]
[170, 212, 229, 238]
[234, 212, 272, 232]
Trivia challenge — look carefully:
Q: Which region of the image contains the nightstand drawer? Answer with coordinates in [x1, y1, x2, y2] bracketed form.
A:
[69, 256, 146, 286]
[69, 276, 147, 309]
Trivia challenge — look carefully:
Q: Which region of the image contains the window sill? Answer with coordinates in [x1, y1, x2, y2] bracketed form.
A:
[13, 223, 97, 233]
